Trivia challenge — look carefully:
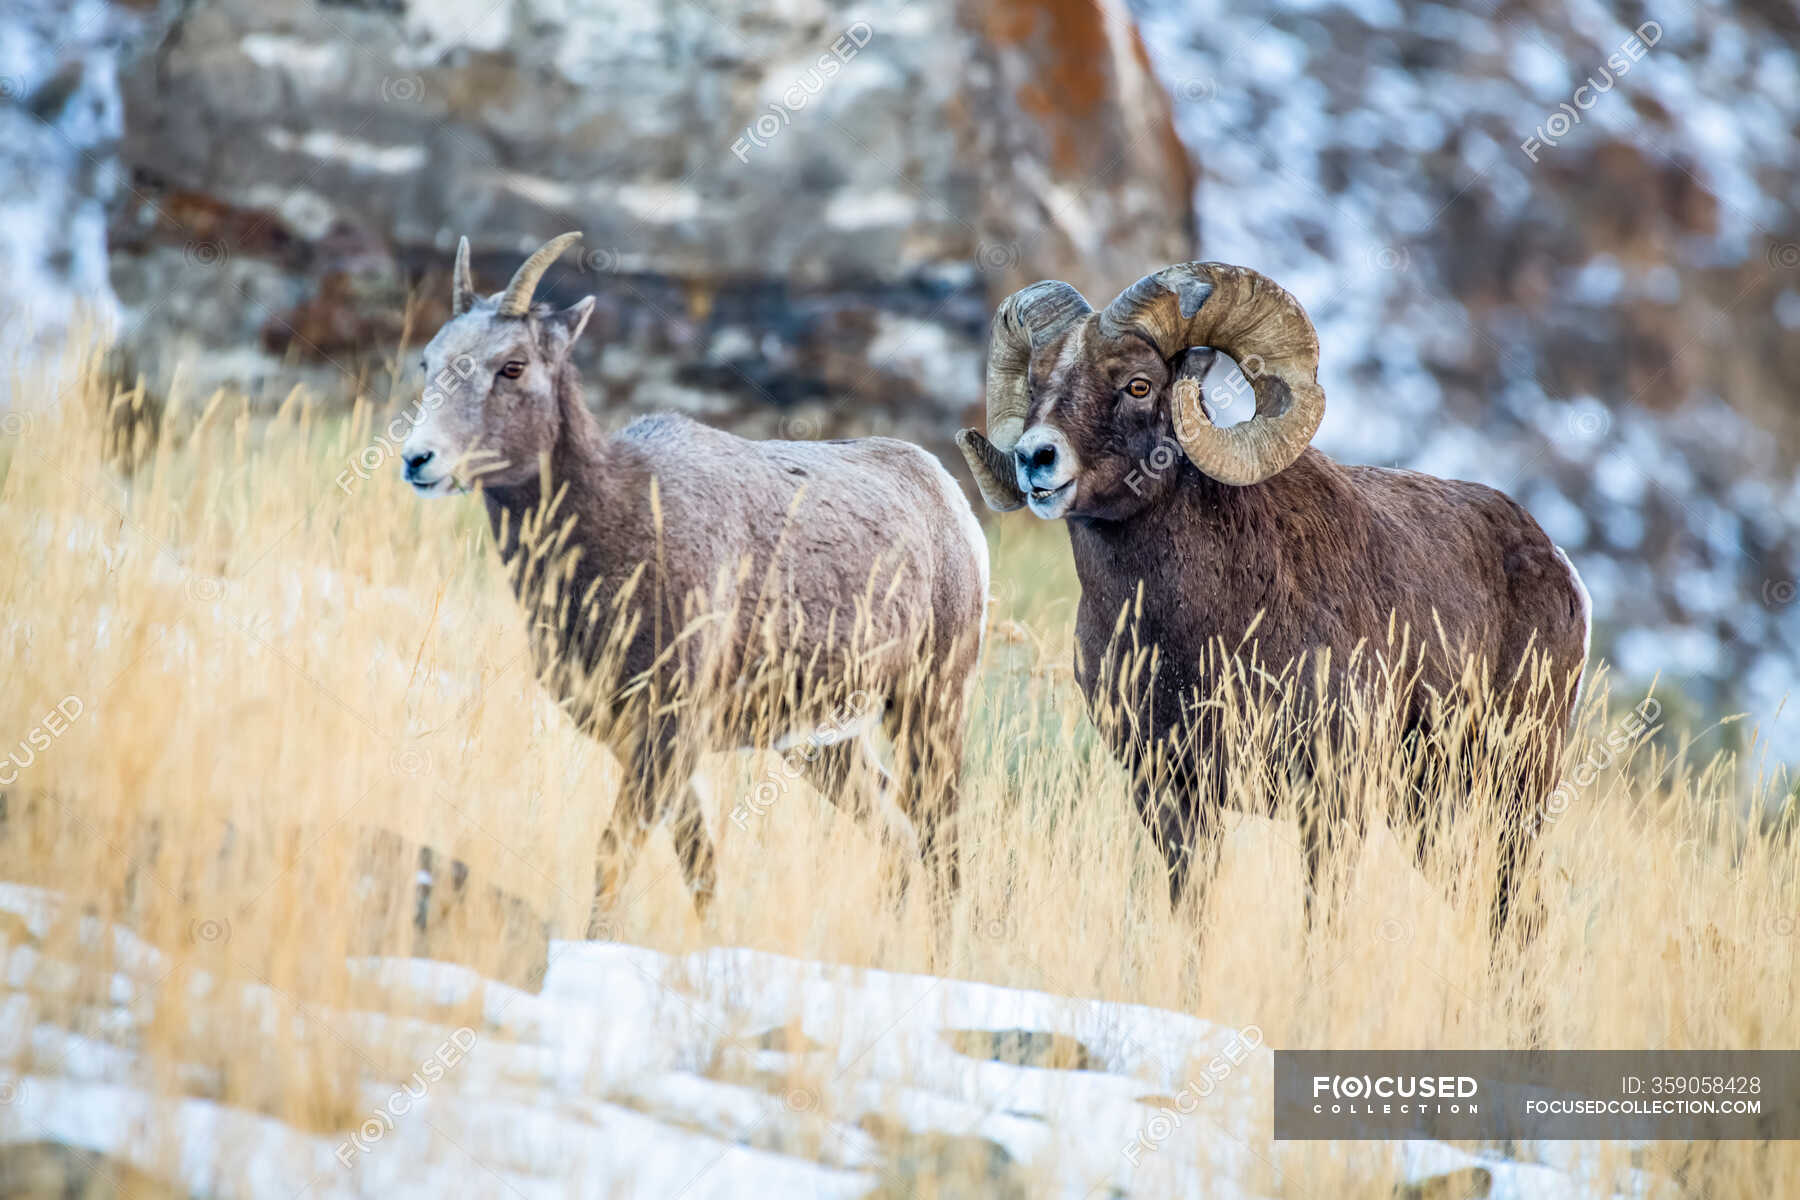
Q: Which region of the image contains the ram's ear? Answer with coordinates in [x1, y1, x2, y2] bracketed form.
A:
[955, 428, 1025, 512]
[539, 296, 596, 362]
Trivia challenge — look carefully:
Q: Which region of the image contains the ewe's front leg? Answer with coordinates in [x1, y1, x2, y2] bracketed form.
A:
[589, 734, 714, 936]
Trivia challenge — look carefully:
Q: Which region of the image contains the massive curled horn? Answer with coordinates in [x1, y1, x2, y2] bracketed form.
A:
[1100, 263, 1323, 486]
[497, 231, 583, 318]
[956, 281, 1092, 512]
[452, 236, 475, 315]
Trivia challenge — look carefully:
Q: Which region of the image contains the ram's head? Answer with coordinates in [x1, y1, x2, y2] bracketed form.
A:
[955, 264, 1326, 520]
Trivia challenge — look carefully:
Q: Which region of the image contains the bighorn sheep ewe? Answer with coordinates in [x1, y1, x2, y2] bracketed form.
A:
[403, 233, 987, 929]
[955, 263, 1589, 942]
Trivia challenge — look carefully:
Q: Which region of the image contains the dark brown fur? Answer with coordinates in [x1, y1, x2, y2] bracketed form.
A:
[408, 296, 986, 930]
[1017, 327, 1588, 943]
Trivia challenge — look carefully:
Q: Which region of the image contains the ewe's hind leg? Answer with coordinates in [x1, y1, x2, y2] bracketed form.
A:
[801, 735, 921, 861]
[667, 782, 717, 916]
[884, 705, 963, 898]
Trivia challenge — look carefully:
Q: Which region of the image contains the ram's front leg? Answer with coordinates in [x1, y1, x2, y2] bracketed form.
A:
[1134, 780, 1221, 921]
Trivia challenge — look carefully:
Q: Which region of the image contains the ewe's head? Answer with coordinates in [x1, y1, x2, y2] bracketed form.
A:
[955, 264, 1325, 521]
[402, 233, 595, 495]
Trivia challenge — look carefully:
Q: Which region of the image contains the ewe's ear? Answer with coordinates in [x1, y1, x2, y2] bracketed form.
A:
[546, 296, 596, 359]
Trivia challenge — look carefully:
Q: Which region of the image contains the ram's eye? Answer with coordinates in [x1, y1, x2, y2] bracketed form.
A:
[1124, 378, 1153, 399]
[498, 361, 525, 379]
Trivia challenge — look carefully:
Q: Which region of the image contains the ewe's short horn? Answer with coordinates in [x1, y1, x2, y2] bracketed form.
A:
[1101, 263, 1324, 486]
[452, 235, 475, 315]
[956, 280, 1092, 512]
[497, 231, 583, 318]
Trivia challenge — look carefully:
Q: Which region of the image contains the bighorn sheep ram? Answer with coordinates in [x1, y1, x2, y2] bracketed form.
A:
[402, 233, 987, 930]
[955, 263, 1589, 943]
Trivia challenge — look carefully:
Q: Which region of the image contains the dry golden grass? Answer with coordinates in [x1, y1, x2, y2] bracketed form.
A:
[1, 345, 1797, 1196]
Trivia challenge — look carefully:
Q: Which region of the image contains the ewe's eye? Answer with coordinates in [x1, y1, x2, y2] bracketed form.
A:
[498, 361, 526, 380]
[1124, 377, 1153, 399]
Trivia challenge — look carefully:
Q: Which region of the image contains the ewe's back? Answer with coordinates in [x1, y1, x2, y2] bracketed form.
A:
[613, 414, 988, 685]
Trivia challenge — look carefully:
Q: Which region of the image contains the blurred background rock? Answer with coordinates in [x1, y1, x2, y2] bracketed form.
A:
[2, 0, 1796, 756]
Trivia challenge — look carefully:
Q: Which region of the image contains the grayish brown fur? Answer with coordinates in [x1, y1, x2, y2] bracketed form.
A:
[404, 240, 987, 931]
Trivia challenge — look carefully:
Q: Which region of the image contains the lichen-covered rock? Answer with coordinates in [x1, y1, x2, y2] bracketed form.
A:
[98, 0, 1194, 476]
[1134, 0, 1800, 757]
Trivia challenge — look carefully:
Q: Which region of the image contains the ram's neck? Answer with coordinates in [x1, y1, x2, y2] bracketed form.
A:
[1066, 466, 1292, 660]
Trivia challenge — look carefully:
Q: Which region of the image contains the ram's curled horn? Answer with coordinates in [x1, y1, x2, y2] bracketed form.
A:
[956, 280, 1092, 512]
[1101, 263, 1324, 486]
[497, 231, 584, 318]
[452, 236, 476, 315]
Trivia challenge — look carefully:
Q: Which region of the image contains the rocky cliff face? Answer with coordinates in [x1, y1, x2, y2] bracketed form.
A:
[1135, 0, 1800, 754]
[97, 0, 1192, 470]
[4, 0, 1796, 755]
[0, 0, 136, 376]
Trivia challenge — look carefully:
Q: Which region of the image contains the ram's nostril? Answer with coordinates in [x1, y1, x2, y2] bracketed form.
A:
[1027, 445, 1057, 471]
[404, 451, 434, 478]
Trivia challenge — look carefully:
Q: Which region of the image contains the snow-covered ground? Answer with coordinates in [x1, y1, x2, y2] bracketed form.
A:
[0, 883, 1669, 1198]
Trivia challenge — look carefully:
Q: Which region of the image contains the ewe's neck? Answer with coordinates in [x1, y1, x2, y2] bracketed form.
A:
[479, 362, 610, 558]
